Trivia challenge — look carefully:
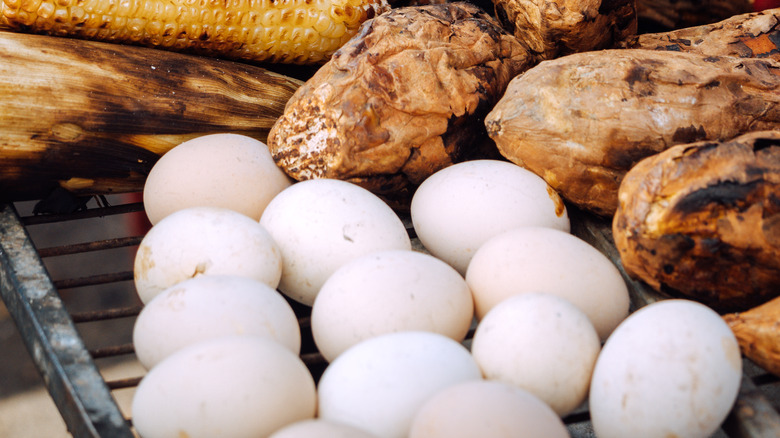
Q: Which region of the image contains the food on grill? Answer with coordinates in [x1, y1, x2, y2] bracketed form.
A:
[589, 300, 742, 438]
[310, 250, 474, 362]
[133, 206, 283, 304]
[635, 0, 753, 31]
[132, 275, 301, 370]
[724, 295, 780, 377]
[316, 331, 482, 438]
[142, 133, 293, 225]
[131, 336, 317, 438]
[490, 0, 637, 61]
[271, 419, 380, 438]
[259, 179, 411, 306]
[620, 8, 780, 61]
[486, 49, 780, 216]
[267, 2, 531, 208]
[408, 380, 569, 438]
[0, 31, 301, 203]
[0, 0, 390, 64]
[612, 131, 780, 311]
[470, 293, 601, 416]
[410, 160, 570, 275]
[465, 227, 630, 341]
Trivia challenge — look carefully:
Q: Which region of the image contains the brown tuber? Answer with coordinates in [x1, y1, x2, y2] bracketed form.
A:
[724, 296, 780, 377]
[612, 131, 780, 311]
[486, 49, 780, 216]
[267, 2, 531, 208]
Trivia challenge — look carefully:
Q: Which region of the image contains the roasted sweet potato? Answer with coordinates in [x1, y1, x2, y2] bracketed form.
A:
[621, 8, 780, 62]
[489, 0, 637, 60]
[724, 295, 780, 377]
[268, 2, 531, 208]
[486, 49, 780, 216]
[612, 131, 780, 311]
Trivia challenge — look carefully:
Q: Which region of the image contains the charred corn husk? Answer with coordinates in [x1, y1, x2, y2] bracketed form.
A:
[0, 0, 390, 64]
[0, 30, 302, 202]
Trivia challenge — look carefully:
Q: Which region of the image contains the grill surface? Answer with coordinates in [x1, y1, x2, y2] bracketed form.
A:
[1, 196, 780, 437]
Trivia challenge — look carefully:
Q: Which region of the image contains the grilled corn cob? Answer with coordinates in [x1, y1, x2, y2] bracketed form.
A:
[0, 30, 302, 202]
[0, 0, 390, 64]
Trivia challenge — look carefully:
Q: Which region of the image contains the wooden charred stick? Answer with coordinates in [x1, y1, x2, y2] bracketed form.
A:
[486, 49, 780, 216]
[612, 131, 780, 312]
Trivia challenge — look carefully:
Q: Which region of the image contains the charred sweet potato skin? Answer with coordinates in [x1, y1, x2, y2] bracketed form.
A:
[724, 296, 780, 377]
[486, 49, 780, 216]
[268, 2, 531, 207]
[490, 0, 637, 61]
[612, 131, 780, 311]
[621, 9, 780, 62]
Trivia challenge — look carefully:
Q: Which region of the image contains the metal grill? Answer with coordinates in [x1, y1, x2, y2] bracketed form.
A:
[2, 196, 780, 437]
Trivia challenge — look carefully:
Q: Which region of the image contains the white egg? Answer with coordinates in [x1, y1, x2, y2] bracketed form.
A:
[410, 159, 570, 274]
[269, 419, 379, 438]
[311, 250, 474, 362]
[133, 206, 282, 304]
[131, 336, 317, 438]
[470, 293, 601, 416]
[465, 226, 629, 340]
[259, 179, 411, 306]
[143, 133, 293, 225]
[133, 275, 300, 370]
[408, 380, 570, 438]
[317, 331, 482, 438]
[589, 299, 743, 438]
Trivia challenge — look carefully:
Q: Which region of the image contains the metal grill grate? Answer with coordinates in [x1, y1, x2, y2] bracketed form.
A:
[1, 197, 780, 437]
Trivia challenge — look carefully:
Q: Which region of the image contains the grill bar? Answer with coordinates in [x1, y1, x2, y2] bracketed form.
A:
[38, 236, 144, 258]
[71, 306, 143, 323]
[89, 343, 135, 359]
[54, 271, 135, 290]
[21, 202, 145, 226]
[0, 203, 135, 438]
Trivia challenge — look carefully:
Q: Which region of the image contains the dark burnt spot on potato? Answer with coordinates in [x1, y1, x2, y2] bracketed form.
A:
[752, 137, 780, 151]
[672, 125, 708, 144]
[673, 180, 760, 214]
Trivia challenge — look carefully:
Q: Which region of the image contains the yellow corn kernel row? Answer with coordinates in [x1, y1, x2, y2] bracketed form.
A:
[0, 0, 390, 63]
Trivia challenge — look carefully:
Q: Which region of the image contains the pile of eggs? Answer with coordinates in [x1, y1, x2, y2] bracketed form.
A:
[130, 133, 744, 438]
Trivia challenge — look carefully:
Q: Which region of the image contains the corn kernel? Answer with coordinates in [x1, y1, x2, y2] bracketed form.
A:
[1, 0, 390, 63]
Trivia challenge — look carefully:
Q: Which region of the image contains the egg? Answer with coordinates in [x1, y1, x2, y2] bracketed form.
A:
[132, 275, 300, 369]
[133, 206, 282, 304]
[317, 331, 482, 438]
[410, 159, 570, 274]
[408, 380, 570, 438]
[143, 133, 293, 225]
[131, 336, 317, 438]
[589, 299, 743, 438]
[269, 419, 379, 438]
[465, 226, 629, 340]
[259, 179, 412, 306]
[311, 249, 474, 362]
[470, 293, 601, 416]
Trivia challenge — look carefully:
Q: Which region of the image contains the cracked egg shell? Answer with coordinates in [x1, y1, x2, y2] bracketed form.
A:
[133, 206, 282, 304]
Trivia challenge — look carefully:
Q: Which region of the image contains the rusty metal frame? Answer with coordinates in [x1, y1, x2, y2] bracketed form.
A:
[0, 202, 134, 438]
